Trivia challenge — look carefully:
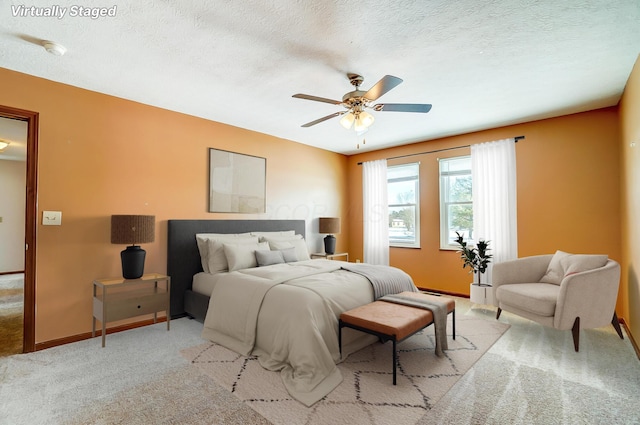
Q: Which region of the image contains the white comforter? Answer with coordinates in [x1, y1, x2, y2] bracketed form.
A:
[202, 259, 415, 406]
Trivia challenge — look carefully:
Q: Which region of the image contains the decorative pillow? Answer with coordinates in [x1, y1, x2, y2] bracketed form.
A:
[251, 230, 296, 239]
[195, 233, 253, 273]
[540, 250, 608, 284]
[540, 250, 570, 284]
[205, 236, 260, 273]
[255, 249, 285, 267]
[258, 234, 303, 243]
[278, 247, 298, 263]
[561, 254, 608, 277]
[267, 237, 310, 261]
[224, 242, 270, 272]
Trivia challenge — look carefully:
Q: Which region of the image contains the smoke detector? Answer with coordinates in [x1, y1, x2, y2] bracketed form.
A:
[43, 41, 66, 56]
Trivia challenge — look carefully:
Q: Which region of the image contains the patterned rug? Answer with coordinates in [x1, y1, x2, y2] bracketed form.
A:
[181, 315, 509, 425]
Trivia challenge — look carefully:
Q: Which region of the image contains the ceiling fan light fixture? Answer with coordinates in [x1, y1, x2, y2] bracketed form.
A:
[354, 111, 374, 132]
[360, 111, 375, 127]
[340, 112, 355, 129]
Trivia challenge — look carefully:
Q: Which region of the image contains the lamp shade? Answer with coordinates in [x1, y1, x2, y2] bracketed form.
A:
[111, 215, 155, 279]
[111, 215, 155, 245]
[319, 217, 340, 234]
[340, 112, 355, 129]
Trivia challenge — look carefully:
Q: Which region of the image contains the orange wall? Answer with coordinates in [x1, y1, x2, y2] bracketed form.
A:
[0, 67, 350, 344]
[619, 54, 640, 338]
[0, 63, 632, 344]
[348, 109, 623, 309]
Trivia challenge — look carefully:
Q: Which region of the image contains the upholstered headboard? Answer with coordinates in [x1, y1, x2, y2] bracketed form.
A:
[167, 219, 306, 318]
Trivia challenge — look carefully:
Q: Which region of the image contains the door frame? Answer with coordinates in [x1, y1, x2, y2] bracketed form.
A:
[0, 104, 38, 353]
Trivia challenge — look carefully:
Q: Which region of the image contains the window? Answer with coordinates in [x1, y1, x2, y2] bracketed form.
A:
[439, 156, 473, 249]
[388, 163, 420, 248]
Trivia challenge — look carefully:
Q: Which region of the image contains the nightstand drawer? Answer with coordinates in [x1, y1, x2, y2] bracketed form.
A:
[102, 291, 168, 322]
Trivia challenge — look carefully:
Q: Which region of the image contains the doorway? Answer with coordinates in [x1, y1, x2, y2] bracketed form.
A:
[0, 105, 38, 354]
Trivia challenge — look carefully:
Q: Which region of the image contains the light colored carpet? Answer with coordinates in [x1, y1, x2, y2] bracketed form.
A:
[0, 318, 268, 424]
[181, 313, 508, 425]
[1, 298, 639, 424]
[418, 304, 640, 425]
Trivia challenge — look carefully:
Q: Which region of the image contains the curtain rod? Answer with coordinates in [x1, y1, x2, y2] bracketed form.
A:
[357, 135, 525, 165]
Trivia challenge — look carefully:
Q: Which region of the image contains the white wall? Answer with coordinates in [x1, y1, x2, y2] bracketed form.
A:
[0, 159, 26, 272]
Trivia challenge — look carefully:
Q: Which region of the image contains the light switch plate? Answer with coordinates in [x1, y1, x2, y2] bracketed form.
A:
[43, 211, 62, 226]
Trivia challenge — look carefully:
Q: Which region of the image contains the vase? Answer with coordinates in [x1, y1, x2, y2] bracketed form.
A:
[469, 283, 494, 305]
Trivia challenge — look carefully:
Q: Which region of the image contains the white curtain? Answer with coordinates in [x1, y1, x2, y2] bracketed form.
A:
[362, 159, 389, 265]
[471, 138, 518, 282]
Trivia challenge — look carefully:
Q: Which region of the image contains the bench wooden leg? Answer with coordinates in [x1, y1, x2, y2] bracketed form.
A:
[452, 309, 456, 340]
[392, 338, 397, 385]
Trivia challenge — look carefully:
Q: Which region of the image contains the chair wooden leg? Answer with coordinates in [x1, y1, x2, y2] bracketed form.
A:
[496, 308, 502, 320]
[572, 317, 580, 352]
[611, 312, 624, 340]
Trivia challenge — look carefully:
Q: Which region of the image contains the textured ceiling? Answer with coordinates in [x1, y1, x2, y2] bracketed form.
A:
[0, 0, 639, 155]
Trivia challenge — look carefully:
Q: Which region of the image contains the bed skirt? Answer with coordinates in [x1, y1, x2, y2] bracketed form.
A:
[184, 290, 209, 322]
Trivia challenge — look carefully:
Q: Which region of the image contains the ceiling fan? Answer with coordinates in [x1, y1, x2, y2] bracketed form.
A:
[292, 73, 432, 132]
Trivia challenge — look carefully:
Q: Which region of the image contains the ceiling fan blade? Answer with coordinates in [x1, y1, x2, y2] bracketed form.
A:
[301, 112, 344, 127]
[292, 94, 342, 105]
[364, 75, 403, 101]
[373, 103, 432, 113]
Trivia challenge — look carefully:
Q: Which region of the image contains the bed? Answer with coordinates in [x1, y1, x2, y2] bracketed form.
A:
[167, 219, 417, 406]
[167, 219, 307, 320]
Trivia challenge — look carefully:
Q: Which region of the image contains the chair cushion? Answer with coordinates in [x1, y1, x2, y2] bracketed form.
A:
[496, 283, 560, 317]
[540, 250, 608, 285]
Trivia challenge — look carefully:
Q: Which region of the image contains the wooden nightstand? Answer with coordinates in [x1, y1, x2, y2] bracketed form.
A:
[310, 252, 349, 261]
[92, 273, 170, 347]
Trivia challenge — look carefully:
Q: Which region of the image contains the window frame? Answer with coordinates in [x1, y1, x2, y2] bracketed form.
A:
[388, 162, 420, 249]
[439, 155, 473, 250]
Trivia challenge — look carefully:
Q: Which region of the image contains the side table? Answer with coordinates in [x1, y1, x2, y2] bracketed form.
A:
[310, 252, 349, 261]
[92, 273, 170, 347]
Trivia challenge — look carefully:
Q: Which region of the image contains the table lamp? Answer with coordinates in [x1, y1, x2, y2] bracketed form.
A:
[111, 215, 155, 279]
[319, 217, 340, 255]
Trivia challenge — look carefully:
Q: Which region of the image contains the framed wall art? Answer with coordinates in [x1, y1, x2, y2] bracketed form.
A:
[208, 148, 266, 213]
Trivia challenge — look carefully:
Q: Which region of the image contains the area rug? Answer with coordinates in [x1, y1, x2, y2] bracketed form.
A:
[182, 315, 509, 425]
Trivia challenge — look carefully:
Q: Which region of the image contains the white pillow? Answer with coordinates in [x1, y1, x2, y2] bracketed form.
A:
[255, 250, 285, 267]
[561, 254, 608, 277]
[267, 237, 310, 261]
[540, 250, 608, 284]
[195, 233, 253, 273]
[251, 230, 296, 239]
[257, 233, 303, 243]
[205, 236, 260, 273]
[224, 242, 270, 272]
[540, 250, 570, 284]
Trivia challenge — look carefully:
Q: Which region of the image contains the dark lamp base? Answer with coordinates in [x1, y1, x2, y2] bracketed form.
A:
[121, 245, 146, 279]
[323, 235, 336, 255]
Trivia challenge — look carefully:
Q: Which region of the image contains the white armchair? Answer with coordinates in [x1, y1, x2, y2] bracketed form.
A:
[492, 252, 623, 351]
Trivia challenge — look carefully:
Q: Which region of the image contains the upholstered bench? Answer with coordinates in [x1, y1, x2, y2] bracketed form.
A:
[339, 292, 455, 384]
